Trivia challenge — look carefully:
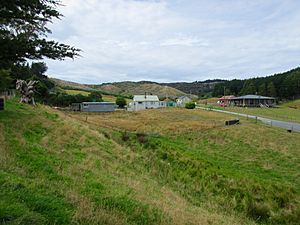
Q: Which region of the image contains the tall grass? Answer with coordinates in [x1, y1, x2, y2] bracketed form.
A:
[72, 107, 300, 224]
[1, 100, 255, 225]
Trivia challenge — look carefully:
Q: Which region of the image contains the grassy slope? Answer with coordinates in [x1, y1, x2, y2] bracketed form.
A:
[92, 82, 191, 99]
[50, 78, 92, 91]
[281, 99, 300, 109]
[199, 99, 300, 123]
[69, 109, 300, 224]
[51, 78, 193, 99]
[0, 100, 256, 225]
[64, 89, 132, 103]
[65, 89, 90, 96]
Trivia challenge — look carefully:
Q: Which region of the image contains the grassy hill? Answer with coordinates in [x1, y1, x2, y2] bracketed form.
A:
[1, 100, 300, 224]
[51, 78, 194, 100]
[50, 78, 132, 103]
[50, 78, 93, 91]
[90, 81, 193, 99]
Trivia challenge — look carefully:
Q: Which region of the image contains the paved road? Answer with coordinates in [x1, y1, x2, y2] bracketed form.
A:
[196, 106, 300, 133]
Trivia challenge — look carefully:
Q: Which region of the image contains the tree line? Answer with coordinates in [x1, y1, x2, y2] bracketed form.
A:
[212, 68, 300, 100]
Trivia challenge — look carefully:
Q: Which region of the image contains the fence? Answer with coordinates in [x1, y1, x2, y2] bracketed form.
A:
[0, 89, 16, 100]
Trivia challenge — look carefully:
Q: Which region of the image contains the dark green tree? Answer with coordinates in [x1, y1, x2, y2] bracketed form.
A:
[116, 96, 127, 108]
[31, 62, 48, 77]
[0, 0, 80, 67]
[88, 91, 103, 102]
[185, 102, 195, 109]
[0, 69, 12, 91]
[267, 82, 276, 97]
[258, 83, 267, 96]
[240, 80, 256, 95]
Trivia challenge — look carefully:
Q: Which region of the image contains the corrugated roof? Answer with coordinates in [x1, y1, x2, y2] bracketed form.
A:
[231, 95, 275, 100]
[133, 95, 159, 102]
[82, 102, 116, 105]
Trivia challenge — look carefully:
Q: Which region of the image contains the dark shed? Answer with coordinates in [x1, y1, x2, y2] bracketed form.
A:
[80, 102, 116, 112]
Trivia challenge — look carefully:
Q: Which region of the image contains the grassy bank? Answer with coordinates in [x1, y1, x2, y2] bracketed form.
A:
[70, 107, 300, 224]
[0, 100, 258, 225]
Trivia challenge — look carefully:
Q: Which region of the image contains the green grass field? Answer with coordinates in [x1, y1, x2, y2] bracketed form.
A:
[199, 99, 300, 123]
[65, 89, 90, 96]
[281, 99, 300, 109]
[64, 89, 132, 103]
[1, 100, 300, 224]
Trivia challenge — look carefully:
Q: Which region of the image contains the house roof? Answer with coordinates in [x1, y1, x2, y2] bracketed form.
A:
[133, 95, 159, 102]
[231, 95, 275, 100]
[177, 96, 191, 100]
[219, 95, 235, 100]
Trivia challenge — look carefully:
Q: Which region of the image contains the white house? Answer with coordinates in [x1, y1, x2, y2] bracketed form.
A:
[127, 95, 166, 111]
[176, 96, 192, 107]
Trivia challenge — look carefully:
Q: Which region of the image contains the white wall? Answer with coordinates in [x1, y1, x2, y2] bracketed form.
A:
[128, 101, 166, 111]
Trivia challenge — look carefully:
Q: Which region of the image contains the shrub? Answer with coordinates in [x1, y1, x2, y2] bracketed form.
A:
[88, 91, 102, 102]
[121, 131, 130, 142]
[136, 133, 148, 144]
[185, 102, 196, 109]
[43, 92, 100, 107]
[116, 96, 127, 108]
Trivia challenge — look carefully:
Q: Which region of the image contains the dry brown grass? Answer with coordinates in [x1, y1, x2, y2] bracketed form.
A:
[98, 82, 187, 98]
[198, 98, 219, 104]
[68, 108, 234, 136]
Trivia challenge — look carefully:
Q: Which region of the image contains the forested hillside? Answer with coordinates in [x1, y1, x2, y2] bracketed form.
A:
[213, 68, 300, 99]
[160, 80, 225, 97]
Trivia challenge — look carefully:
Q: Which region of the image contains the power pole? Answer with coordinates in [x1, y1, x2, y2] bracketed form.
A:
[223, 86, 226, 108]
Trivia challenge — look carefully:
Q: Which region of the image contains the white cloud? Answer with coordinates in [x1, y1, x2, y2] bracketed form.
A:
[46, 0, 300, 83]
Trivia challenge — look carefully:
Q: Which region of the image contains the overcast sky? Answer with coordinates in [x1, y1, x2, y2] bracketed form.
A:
[45, 0, 300, 84]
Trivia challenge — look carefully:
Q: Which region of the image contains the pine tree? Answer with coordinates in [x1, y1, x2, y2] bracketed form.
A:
[0, 69, 12, 91]
[0, 0, 80, 67]
[267, 82, 276, 97]
[241, 80, 256, 95]
[258, 83, 267, 96]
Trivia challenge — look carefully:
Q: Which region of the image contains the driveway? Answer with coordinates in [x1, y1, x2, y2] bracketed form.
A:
[196, 106, 300, 133]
